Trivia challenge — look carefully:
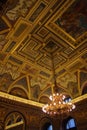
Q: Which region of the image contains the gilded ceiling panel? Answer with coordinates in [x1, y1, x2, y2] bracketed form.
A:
[29, 2, 46, 22]
[5, 41, 16, 52]
[37, 27, 49, 38]
[8, 56, 23, 65]
[22, 64, 38, 76]
[81, 52, 87, 62]
[37, 55, 52, 70]
[0, 0, 87, 104]
[19, 39, 43, 62]
[67, 60, 83, 72]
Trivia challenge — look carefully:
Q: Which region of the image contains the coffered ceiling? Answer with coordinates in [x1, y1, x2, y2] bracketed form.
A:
[0, 0, 87, 105]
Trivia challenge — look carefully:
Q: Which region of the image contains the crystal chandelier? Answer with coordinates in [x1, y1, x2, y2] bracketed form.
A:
[42, 93, 76, 115]
[42, 55, 76, 116]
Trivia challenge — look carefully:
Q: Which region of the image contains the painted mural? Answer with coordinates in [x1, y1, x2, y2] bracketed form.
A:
[0, 34, 7, 51]
[0, 73, 13, 92]
[56, 0, 87, 38]
[22, 64, 38, 76]
[67, 81, 79, 98]
[80, 71, 87, 88]
[30, 76, 49, 101]
[6, 0, 37, 21]
[58, 73, 79, 97]
[9, 87, 28, 99]
[58, 73, 77, 88]
[12, 77, 28, 90]
[31, 84, 40, 100]
[0, 18, 9, 31]
[0, 62, 21, 80]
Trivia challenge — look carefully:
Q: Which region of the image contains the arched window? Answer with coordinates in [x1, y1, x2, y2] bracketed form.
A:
[63, 117, 77, 130]
[47, 124, 53, 130]
[64, 97, 71, 103]
[4, 112, 25, 130]
[66, 118, 76, 130]
[43, 123, 53, 130]
[82, 85, 87, 95]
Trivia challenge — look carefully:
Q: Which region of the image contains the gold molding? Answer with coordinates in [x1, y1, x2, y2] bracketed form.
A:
[0, 92, 87, 108]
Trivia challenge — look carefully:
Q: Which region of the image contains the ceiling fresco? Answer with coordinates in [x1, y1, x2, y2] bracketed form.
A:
[56, 0, 87, 38]
[0, 0, 87, 104]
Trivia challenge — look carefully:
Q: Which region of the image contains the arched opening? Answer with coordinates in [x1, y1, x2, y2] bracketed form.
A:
[63, 116, 77, 130]
[42, 123, 53, 130]
[40, 117, 53, 130]
[64, 96, 72, 103]
[82, 85, 87, 95]
[4, 112, 25, 130]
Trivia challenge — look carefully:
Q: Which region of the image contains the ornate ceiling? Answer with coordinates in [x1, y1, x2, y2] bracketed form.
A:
[0, 0, 87, 105]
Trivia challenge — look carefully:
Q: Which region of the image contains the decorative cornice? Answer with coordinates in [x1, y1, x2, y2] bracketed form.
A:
[0, 92, 44, 107]
[0, 92, 87, 108]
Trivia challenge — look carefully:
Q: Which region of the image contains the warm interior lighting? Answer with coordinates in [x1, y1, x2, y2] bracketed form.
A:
[42, 54, 76, 116]
[42, 93, 75, 115]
